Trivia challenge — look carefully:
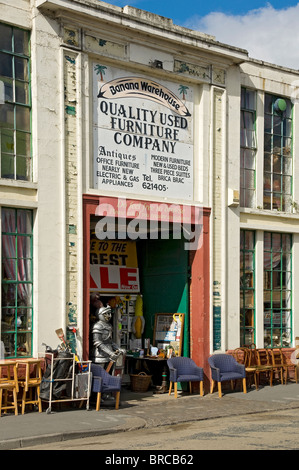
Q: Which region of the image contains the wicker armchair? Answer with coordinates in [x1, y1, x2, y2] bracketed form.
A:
[90, 363, 121, 411]
[167, 356, 204, 398]
[208, 353, 247, 398]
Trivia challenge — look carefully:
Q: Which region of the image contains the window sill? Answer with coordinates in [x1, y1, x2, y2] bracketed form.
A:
[240, 207, 299, 219]
[0, 178, 38, 190]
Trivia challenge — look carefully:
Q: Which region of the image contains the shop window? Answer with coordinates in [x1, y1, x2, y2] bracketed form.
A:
[240, 230, 255, 346]
[240, 88, 256, 208]
[1, 208, 33, 358]
[264, 232, 292, 348]
[264, 94, 292, 212]
[0, 23, 31, 181]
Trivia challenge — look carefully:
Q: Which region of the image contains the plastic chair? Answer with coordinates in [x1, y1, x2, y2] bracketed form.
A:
[167, 356, 204, 398]
[208, 353, 247, 398]
[17, 359, 43, 414]
[90, 363, 121, 411]
[0, 360, 19, 416]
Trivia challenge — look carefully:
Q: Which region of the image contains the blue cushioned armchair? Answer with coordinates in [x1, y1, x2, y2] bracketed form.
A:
[208, 354, 247, 398]
[167, 357, 204, 398]
[91, 363, 122, 411]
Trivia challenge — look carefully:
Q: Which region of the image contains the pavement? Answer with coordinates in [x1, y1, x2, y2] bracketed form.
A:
[1, 380, 299, 450]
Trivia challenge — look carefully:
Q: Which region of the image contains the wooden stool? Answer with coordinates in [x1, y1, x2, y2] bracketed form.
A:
[0, 360, 19, 416]
[17, 359, 42, 414]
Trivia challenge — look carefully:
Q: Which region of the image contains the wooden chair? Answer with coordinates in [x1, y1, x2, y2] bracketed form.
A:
[17, 359, 42, 414]
[269, 349, 284, 385]
[280, 350, 298, 384]
[254, 349, 274, 388]
[0, 361, 19, 416]
[233, 348, 257, 390]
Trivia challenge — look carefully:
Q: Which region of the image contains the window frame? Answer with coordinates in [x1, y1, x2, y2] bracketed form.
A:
[240, 87, 257, 208]
[0, 23, 32, 181]
[263, 94, 293, 212]
[1, 207, 33, 358]
[240, 229, 256, 346]
[263, 232, 292, 348]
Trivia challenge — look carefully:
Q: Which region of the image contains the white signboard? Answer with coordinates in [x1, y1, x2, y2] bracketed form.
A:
[90, 265, 140, 293]
[93, 65, 194, 200]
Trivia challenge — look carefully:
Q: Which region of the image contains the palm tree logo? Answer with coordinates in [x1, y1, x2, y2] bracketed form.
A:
[94, 64, 107, 81]
[178, 85, 189, 101]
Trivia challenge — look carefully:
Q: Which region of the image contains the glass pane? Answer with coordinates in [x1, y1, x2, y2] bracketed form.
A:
[3, 78, 13, 101]
[0, 103, 14, 129]
[17, 210, 32, 234]
[245, 309, 254, 327]
[264, 114, 272, 133]
[273, 155, 282, 173]
[244, 290, 254, 307]
[242, 89, 255, 110]
[245, 189, 255, 208]
[264, 232, 271, 249]
[284, 119, 292, 138]
[273, 174, 281, 192]
[14, 56, 29, 81]
[16, 105, 30, 132]
[244, 149, 255, 169]
[273, 193, 281, 210]
[17, 308, 32, 330]
[264, 270, 271, 289]
[265, 94, 273, 113]
[17, 234, 31, 257]
[0, 52, 12, 79]
[14, 28, 29, 56]
[2, 208, 16, 232]
[282, 234, 292, 252]
[1, 129, 14, 154]
[16, 131, 30, 157]
[273, 115, 282, 134]
[17, 332, 32, 356]
[273, 134, 282, 151]
[283, 175, 292, 195]
[245, 169, 255, 189]
[264, 152, 271, 172]
[2, 284, 16, 306]
[272, 233, 281, 250]
[17, 283, 32, 306]
[1, 153, 15, 178]
[264, 133, 271, 152]
[282, 196, 292, 213]
[263, 191, 271, 209]
[15, 81, 30, 105]
[283, 156, 292, 175]
[264, 173, 271, 190]
[282, 329, 291, 347]
[283, 137, 292, 156]
[0, 24, 12, 52]
[1, 307, 15, 331]
[2, 332, 15, 357]
[245, 231, 254, 250]
[16, 156, 30, 181]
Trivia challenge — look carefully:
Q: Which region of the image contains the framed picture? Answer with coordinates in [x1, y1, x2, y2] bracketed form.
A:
[153, 313, 184, 356]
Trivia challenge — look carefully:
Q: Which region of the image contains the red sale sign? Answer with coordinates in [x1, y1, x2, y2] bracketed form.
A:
[90, 265, 140, 293]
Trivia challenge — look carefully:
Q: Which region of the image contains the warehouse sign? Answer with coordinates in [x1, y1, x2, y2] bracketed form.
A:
[93, 65, 194, 200]
[90, 240, 140, 293]
[98, 77, 191, 116]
